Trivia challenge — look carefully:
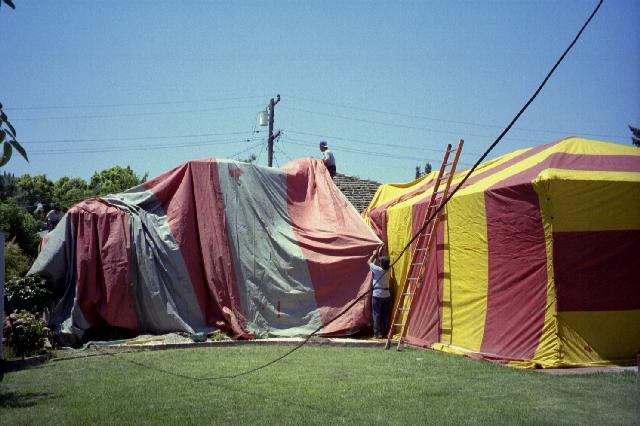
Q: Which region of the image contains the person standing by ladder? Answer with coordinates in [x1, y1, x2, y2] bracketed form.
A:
[319, 140, 336, 178]
[369, 255, 392, 338]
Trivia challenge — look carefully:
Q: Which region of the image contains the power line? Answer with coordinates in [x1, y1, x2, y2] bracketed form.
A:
[285, 95, 629, 140]
[274, 143, 293, 163]
[6, 95, 269, 111]
[23, 130, 262, 145]
[11, 104, 263, 121]
[28, 137, 263, 156]
[230, 139, 267, 160]
[284, 129, 483, 157]
[280, 106, 568, 145]
[282, 135, 474, 167]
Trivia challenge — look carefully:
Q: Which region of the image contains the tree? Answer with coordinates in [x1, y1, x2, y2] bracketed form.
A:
[0, 102, 28, 167]
[415, 162, 434, 179]
[54, 176, 92, 209]
[630, 126, 640, 147]
[0, 200, 41, 257]
[90, 165, 144, 195]
[16, 174, 55, 210]
[0, 171, 19, 201]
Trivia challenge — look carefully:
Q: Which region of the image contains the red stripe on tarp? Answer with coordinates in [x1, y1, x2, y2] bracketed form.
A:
[72, 199, 138, 330]
[404, 196, 446, 348]
[367, 142, 556, 248]
[491, 152, 640, 189]
[284, 159, 379, 335]
[143, 161, 251, 338]
[554, 230, 640, 311]
[481, 184, 547, 359]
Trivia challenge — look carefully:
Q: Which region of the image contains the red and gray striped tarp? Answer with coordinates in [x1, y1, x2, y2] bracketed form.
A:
[31, 158, 381, 344]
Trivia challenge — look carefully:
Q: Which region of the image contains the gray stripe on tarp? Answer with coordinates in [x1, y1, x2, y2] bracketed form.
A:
[104, 189, 209, 335]
[217, 160, 321, 337]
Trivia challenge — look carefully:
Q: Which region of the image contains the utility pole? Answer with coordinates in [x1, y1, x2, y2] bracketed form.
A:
[267, 94, 281, 167]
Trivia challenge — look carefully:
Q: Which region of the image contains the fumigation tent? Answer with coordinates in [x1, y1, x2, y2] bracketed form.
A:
[31, 158, 381, 344]
[365, 137, 640, 368]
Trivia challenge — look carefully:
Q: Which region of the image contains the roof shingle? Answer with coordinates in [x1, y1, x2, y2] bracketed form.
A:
[332, 173, 380, 213]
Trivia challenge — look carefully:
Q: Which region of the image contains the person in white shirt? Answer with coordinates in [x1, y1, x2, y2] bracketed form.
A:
[369, 255, 391, 338]
[319, 140, 336, 178]
[45, 204, 63, 231]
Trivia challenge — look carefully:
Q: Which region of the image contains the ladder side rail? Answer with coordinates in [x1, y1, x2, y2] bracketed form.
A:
[385, 145, 454, 349]
[395, 216, 442, 349]
[392, 140, 465, 350]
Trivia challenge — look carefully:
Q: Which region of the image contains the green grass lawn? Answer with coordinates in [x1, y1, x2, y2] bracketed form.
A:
[1, 345, 638, 425]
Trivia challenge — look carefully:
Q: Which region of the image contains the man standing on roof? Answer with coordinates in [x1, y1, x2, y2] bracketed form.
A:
[319, 140, 336, 178]
[369, 255, 391, 339]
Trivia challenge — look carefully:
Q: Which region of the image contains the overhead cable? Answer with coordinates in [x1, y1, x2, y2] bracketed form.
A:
[6, 95, 269, 111]
[51, 0, 605, 381]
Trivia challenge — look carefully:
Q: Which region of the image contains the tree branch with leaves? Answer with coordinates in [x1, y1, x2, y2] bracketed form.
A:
[630, 125, 640, 147]
[0, 102, 28, 167]
[0, 0, 17, 10]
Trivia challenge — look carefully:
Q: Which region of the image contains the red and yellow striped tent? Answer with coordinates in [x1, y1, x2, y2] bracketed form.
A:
[365, 137, 640, 368]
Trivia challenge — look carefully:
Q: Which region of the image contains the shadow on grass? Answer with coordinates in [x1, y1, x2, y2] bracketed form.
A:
[0, 389, 55, 409]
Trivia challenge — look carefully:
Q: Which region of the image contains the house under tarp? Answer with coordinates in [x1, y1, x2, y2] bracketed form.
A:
[31, 158, 381, 344]
[365, 137, 640, 368]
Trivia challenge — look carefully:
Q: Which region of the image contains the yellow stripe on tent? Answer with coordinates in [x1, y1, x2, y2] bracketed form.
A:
[557, 310, 640, 366]
[444, 193, 489, 351]
[534, 169, 640, 232]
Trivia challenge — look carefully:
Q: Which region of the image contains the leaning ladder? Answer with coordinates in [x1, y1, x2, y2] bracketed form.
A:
[384, 139, 464, 351]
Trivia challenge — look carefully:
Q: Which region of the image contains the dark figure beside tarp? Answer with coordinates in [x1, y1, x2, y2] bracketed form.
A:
[369, 255, 391, 338]
[45, 204, 63, 231]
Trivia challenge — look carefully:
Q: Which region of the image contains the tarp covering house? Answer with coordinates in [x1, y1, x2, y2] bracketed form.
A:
[365, 137, 640, 368]
[31, 158, 381, 344]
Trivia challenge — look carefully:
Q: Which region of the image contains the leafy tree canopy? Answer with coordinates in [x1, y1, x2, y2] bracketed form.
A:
[54, 176, 91, 209]
[630, 125, 640, 147]
[16, 174, 55, 209]
[89, 165, 145, 195]
[0, 171, 19, 201]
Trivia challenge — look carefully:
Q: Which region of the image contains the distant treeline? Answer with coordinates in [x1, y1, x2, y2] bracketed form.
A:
[0, 165, 147, 261]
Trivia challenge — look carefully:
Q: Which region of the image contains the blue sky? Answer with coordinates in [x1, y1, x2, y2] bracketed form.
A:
[2, 1, 638, 184]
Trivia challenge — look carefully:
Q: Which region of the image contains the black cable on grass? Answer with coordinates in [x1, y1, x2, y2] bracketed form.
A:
[67, 0, 603, 381]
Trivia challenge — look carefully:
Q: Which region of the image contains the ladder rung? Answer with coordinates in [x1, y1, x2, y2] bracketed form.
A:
[393, 323, 405, 327]
[398, 308, 409, 312]
[403, 292, 414, 296]
[415, 248, 428, 252]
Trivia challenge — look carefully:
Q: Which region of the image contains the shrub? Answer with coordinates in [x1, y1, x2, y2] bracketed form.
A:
[3, 310, 50, 357]
[4, 274, 52, 313]
[5, 239, 32, 281]
[0, 200, 41, 257]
